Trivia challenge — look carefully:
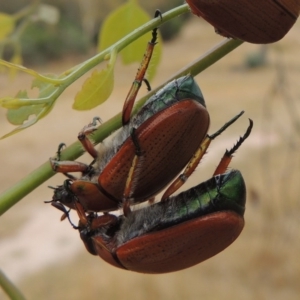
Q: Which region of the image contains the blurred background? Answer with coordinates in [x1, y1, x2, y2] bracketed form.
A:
[0, 1, 300, 299]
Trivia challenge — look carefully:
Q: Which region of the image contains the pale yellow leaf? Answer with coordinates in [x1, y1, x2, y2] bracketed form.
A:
[73, 65, 114, 110]
[0, 13, 15, 39]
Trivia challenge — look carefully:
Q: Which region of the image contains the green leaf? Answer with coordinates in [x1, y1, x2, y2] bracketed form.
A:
[5, 91, 46, 125]
[98, 0, 162, 81]
[1, 89, 54, 139]
[1, 106, 51, 139]
[0, 13, 15, 39]
[73, 52, 116, 110]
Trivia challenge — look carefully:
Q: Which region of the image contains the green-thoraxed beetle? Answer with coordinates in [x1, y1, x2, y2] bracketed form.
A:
[57, 119, 252, 273]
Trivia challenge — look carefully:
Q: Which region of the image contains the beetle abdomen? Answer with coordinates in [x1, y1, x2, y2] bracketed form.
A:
[92, 170, 246, 273]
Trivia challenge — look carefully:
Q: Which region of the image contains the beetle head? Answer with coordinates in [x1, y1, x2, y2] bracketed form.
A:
[48, 179, 76, 209]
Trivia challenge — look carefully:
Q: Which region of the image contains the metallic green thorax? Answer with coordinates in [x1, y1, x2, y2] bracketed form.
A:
[167, 169, 246, 222]
[132, 75, 205, 128]
[114, 170, 246, 245]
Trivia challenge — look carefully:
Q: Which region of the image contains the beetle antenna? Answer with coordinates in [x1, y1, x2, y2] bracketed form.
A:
[49, 201, 79, 229]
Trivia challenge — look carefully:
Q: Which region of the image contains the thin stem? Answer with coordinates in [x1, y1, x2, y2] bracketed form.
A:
[0, 269, 27, 300]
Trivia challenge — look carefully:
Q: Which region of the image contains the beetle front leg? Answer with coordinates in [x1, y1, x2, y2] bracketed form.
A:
[75, 200, 119, 256]
[122, 12, 161, 125]
[50, 158, 91, 174]
[78, 117, 102, 160]
[161, 111, 246, 200]
[50, 143, 91, 177]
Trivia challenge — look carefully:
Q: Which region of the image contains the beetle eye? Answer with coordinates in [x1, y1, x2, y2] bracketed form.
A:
[63, 179, 73, 190]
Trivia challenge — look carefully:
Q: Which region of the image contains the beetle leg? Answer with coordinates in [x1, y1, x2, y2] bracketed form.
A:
[56, 143, 66, 161]
[122, 15, 160, 125]
[78, 117, 102, 159]
[122, 128, 145, 216]
[213, 119, 253, 175]
[50, 118, 101, 176]
[161, 111, 245, 200]
[50, 143, 90, 178]
[50, 157, 91, 174]
[143, 78, 151, 92]
[75, 202, 119, 255]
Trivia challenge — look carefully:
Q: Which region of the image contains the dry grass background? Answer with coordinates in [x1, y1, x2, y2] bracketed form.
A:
[1, 17, 300, 300]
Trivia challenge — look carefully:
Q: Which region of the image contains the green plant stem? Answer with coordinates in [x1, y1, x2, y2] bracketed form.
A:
[0, 269, 26, 300]
[0, 37, 243, 216]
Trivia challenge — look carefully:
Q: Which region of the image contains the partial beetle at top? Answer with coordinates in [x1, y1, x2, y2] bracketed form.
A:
[186, 0, 300, 43]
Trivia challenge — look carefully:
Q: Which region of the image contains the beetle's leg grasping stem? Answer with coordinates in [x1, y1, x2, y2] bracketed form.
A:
[122, 12, 161, 125]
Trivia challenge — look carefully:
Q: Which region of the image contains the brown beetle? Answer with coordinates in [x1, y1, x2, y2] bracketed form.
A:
[49, 74, 210, 215]
[48, 23, 211, 217]
[186, 0, 300, 43]
[74, 119, 252, 273]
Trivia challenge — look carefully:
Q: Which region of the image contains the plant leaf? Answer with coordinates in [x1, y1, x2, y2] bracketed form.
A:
[98, 0, 162, 81]
[5, 91, 47, 125]
[1, 89, 54, 139]
[0, 13, 15, 39]
[1, 105, 52, 139]
[73, 53, 116, 110]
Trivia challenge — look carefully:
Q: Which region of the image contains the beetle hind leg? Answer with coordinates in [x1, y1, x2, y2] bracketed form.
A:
[161, 111, 247, 200]
[122, 128, 146, 217]
[122, 14, 161, 125]
[213, 119, 253, 175]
